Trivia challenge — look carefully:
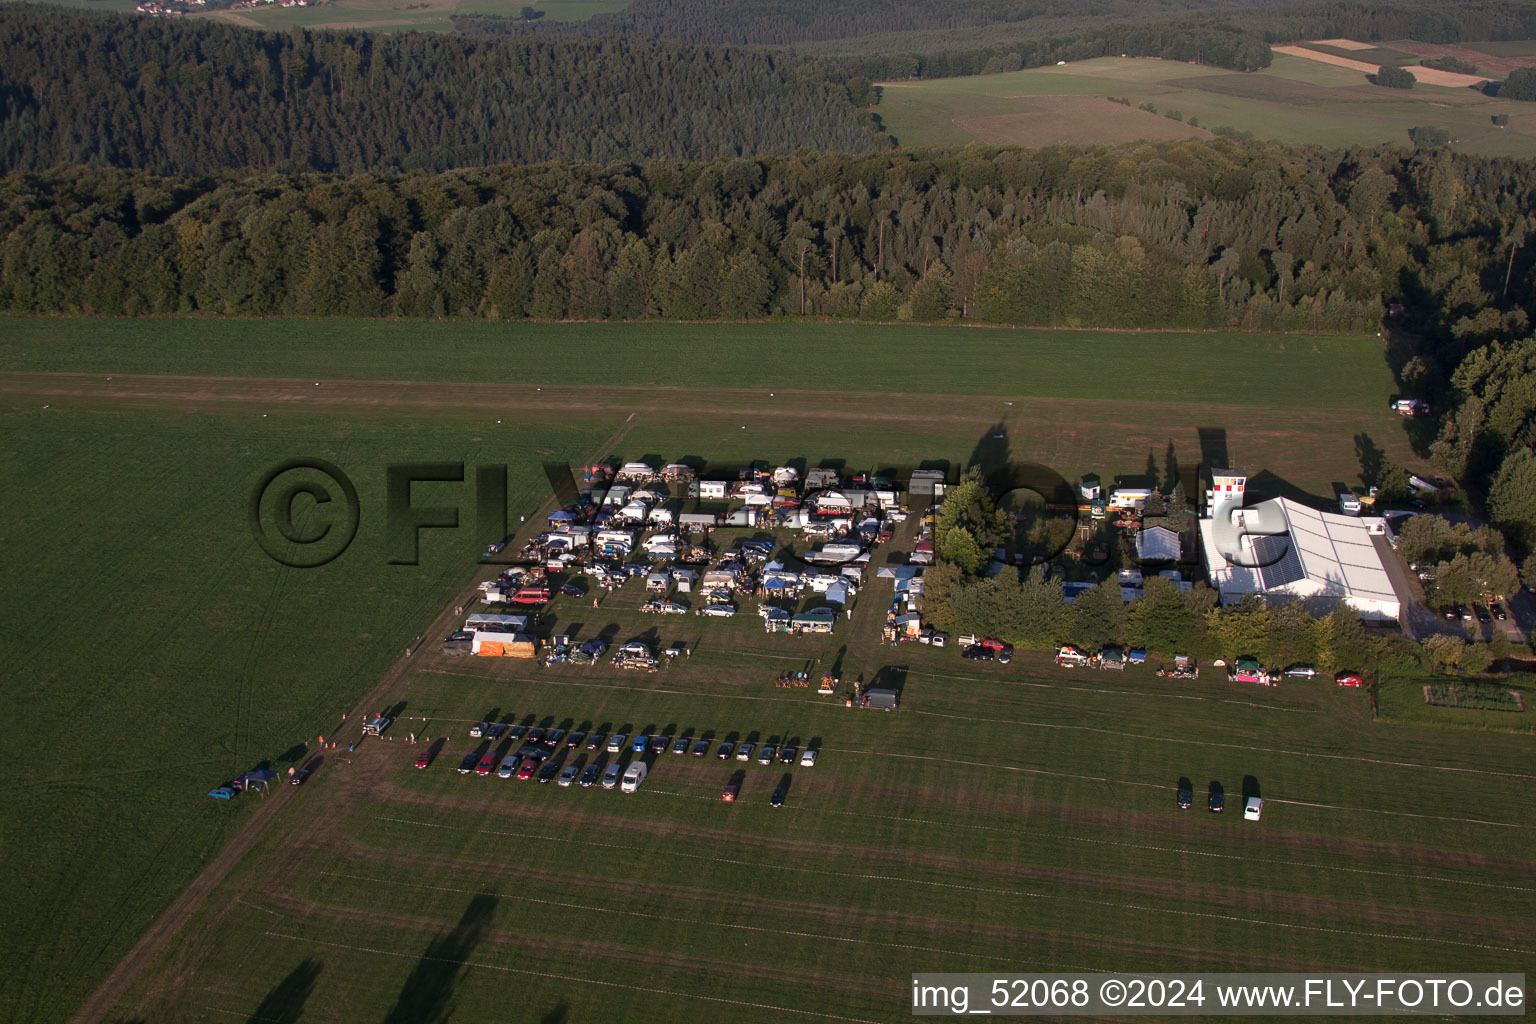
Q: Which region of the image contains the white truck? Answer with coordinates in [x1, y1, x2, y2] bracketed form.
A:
[621, 762, 648, 793]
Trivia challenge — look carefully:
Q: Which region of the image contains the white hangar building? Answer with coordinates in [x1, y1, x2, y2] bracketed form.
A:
[1197, 469, 1402, 621]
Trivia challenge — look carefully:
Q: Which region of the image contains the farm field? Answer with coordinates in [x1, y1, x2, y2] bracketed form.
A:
[877, 53, 1536, 158]
[196, 0, 621, 32]
[0, 318, 1468, 1022]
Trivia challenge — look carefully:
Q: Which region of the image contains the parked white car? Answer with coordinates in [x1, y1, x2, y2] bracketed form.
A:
[1243, 797, 1263, 821]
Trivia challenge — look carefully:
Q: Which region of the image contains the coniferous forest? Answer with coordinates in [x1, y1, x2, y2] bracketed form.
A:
[0, 7, 886, 176]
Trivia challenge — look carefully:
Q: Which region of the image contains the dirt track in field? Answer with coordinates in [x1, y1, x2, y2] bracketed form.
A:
[0, 369, 1420, 492]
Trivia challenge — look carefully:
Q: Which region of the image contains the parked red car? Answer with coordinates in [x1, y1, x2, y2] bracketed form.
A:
[1335, 671, 1362, 687]
[414, 750, 432, 769]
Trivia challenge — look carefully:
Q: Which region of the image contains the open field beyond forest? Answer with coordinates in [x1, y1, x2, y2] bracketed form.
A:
[877, 52, 1536, 159]
[0, 317, 1523, 1023]
[196, 0, 623, 32]
[42, 0, 624, 31]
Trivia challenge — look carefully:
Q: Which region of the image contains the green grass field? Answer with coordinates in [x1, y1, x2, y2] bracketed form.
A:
[190, 0, 621, 32]
[0, 317, 1400, 409]
[1379, 674, 1533, 732]
[877, 54, 1536, 158]
[108, 600, 1536, 1022]
[3, 317, 1519, 1023]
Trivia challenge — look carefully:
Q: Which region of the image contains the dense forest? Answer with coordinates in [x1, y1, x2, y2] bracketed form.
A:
[0, 6, 886, 176]
[2, 140, 1531, 338]
[459, 3, 1276, 78]
[459, 0, 1536, 80]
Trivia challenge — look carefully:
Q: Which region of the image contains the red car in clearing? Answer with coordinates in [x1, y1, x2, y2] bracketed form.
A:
[1335, 671, 1363, 687]
[515, 757, 540, 781]
[475, 753, 496, 776]
[414, 750, 432, 770]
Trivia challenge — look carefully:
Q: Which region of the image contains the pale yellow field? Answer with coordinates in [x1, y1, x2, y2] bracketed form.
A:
[1276, 44, 1492, 86]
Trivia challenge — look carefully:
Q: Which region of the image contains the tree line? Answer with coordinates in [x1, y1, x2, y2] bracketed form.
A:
[919, 481, 1523, 676]
[0, 6, 887, 177]
[6, 139, 1531, 336]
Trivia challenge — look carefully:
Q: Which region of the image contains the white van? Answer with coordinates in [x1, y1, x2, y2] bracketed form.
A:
[621, 762, 648, 793]
[1243, 797, 1263, 821]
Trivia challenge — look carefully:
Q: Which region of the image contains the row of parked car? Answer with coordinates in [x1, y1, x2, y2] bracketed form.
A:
[462, 720, 821, 765]
[1174, 781, 1263, 820]
[1438, 601, 1506, 623]
[426, 740, 649, 792]
[422, 720, 820, 793]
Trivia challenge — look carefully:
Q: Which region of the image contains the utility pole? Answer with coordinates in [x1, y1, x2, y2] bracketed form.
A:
[830, 233, 838, 286]
[877, 221, 886, 277]
[1505, 238, 1520, 298]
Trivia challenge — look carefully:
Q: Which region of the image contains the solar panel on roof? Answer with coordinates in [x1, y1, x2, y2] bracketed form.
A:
[1252, 534, 1306, 589]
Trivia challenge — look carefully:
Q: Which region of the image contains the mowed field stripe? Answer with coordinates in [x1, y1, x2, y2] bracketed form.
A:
[420, 668, 1533, 782]
[373, 815, 1536, 956]
[898, 709, 1536, 781]
[315, 870, 1097, 970]
[371, 779, 1536, 905]
[261, 929, 887, 1024]
[921, 671, 1317, 712]
[832, 747, 1536, 830]
[788, 797, 1536, 894]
